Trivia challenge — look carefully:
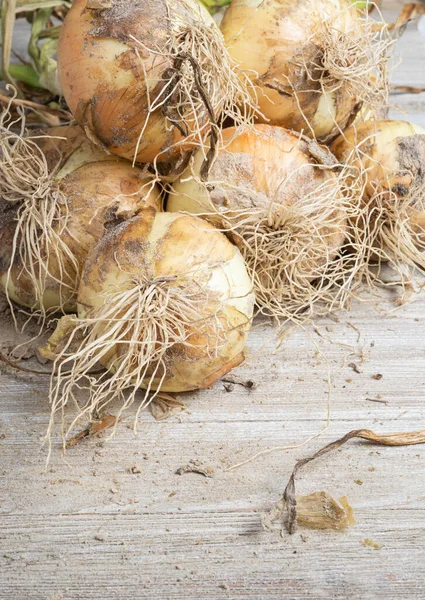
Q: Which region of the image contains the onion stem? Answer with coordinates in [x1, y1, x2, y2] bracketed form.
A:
[2, 63, 42, 88]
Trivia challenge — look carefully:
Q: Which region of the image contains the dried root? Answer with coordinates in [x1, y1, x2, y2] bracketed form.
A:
[43, 272, 229, 447]
[331, 127, 425, 303]
[223, 171, 363, 324]
[132, 0, 257, 171]
[356, 179, 425, 301]
[308, 6, 393, 115]
[285, 3, 396, 141]
[170, 136, 365, 328]
[0, 96, 77, 322]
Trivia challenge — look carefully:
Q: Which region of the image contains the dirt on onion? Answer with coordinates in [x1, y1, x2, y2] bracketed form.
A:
[58, 0, 257, 165]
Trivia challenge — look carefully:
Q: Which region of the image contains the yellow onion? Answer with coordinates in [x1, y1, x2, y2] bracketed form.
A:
[58, 0, 255, 164]
[168, 124, 353, 323]
[0, 115, 161, 315]
[331, 120, 425, 286]
[42, 209, 254, 432]
[220, 0, 392, 142]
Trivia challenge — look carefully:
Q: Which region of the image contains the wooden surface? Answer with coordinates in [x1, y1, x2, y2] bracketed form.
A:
[1, 4, 425, 599]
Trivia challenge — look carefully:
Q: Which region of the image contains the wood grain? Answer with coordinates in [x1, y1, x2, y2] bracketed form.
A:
[1, 6, 425, 600]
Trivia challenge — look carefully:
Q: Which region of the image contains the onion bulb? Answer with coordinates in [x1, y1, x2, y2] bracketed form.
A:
[331, 120, 425, 289]
[168, 124, 355, 323]
[220, 0, 393, 142]
[42, 209, 254, 433]
[0, 108, 161, 316]
[58, 0, 255, 164]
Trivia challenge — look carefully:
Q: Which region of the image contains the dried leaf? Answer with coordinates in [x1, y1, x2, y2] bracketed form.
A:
[264, 428, 425, 535]
[1, 0, 18, 87]
[175, 460, 215, 478]
[66, 415, 119, 448]
[15, 0, 71, 12]
[306, 139, 339, 168]
[391, 85, 425, 95]
[297, 493, 355, 530]
[361, 539, 382, 550]
[39, 315, 78, 361]
[388, 3, 425, 32]
[0, 90, 70, 125]
[0, 350, 52, 375]
[262, 492, 354, 532]
[221, 375, 256, 389]
[149, 393, 186, 421]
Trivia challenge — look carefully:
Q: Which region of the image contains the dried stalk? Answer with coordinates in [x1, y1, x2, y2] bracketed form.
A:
[265, 427, 425, 535]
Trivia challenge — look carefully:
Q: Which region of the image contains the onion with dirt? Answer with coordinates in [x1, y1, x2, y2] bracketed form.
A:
[58, 0, 255, 165]
[168, 124, 358, 323]
[0, 109, 161, 316]
[42, 209, 255, 436]
[331, 119, 425, 292]
[220, 0, 393, 143]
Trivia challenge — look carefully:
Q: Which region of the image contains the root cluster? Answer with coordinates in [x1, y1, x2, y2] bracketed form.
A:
[132, 1, 257, 171]
[0, 99, 76, 319]
[45, 272, 226, 443]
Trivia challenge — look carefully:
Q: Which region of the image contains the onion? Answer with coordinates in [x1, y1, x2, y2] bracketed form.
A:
[0, 108, 161, 316]
[168, 124, 355, 323]
[58, 0, 255, 165]
[331, 120, 425, 289]
[42, 209, 254, 434]
[220, 0, 393, 142]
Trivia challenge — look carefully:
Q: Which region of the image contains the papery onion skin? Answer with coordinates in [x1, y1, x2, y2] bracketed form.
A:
[331, 120, 425, 200]
[0, 126, 161, 312]
[220, 0, 369, 141]
[58, 0, 224, 163]
[77, 209, 254, 392]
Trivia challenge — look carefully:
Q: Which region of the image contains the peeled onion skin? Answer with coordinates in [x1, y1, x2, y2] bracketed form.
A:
[58, 0, 234, 164]
[0, 125, 162, 313]
[220, 0, 382, 142]
[42, 209, 254, 433]
[331, 120, 425, 282]
[168, 124, 350, 322]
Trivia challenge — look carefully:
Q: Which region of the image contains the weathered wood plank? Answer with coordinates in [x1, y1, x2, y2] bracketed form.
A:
[1, 5, 425, 600]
